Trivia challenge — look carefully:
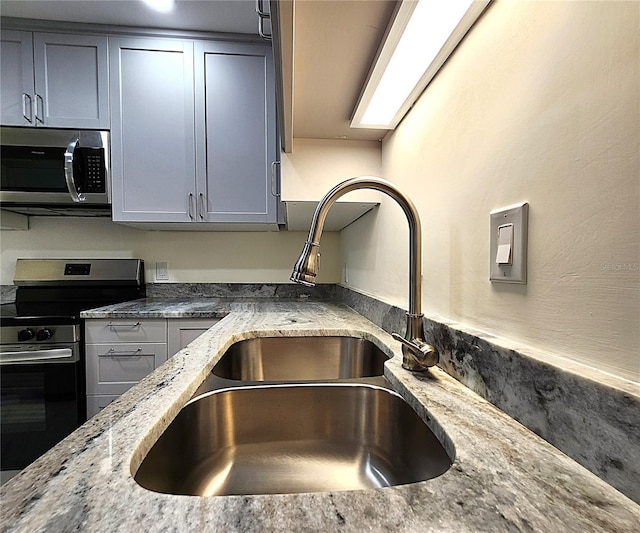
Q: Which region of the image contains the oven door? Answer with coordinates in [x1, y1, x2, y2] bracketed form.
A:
[0, 343, 83, 472]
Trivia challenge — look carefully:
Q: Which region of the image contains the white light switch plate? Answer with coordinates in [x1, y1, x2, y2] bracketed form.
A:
[490, 202, 528, 284]
[155, 262, 169, 281]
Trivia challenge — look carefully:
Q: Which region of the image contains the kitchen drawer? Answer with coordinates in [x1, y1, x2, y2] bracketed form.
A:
[85, 343, 168, 396]
[85, 319, 167, 344]
[86, 394, 120, 419]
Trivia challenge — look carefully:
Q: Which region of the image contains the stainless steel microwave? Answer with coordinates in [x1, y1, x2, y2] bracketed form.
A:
[0, 127, 111, 216]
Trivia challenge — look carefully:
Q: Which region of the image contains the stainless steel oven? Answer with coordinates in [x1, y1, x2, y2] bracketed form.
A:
[0, 126, 110, 216]
[0, 259, 145, 481]
[0, 322, 83, 473]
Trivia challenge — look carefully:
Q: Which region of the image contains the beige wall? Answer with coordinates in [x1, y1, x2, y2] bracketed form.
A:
[281, 138, 381, 202]
[0, 217, 341, 286]
[342, 0, 639, 382]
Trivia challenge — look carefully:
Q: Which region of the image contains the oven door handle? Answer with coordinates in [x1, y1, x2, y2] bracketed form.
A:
[64, 138, 86, 203]
[0, 348, 73, 364]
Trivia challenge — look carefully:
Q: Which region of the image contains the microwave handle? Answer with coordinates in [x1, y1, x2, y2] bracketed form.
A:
[64, 138, 86, 203]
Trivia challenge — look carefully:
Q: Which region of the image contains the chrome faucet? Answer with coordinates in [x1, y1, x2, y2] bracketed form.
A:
[290, 176, 439, 371]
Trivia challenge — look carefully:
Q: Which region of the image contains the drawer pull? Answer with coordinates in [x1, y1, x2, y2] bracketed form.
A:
[108, 322, 141, 329]
[100, 348, 143, 357]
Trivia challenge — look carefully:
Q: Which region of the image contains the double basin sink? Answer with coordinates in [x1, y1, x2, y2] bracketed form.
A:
[134, 336, 453, 496]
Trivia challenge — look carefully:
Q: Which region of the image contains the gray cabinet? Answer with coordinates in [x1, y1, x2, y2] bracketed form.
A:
[0, 31, 33, 126]
[85, 317, 219, 418]
[110, 37, 279, 226]
[85, 319, 168, 418]
[167, 318, 220, 357]
[195, 41, 279, 223]
[109, 38, 196, 222]
[0, 30, 109, 128]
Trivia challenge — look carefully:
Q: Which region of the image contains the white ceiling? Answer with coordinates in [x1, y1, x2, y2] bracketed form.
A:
[0, 0, 395, 142]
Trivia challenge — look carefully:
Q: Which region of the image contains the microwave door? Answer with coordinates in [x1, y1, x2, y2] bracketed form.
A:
[0, 145, 67, 195]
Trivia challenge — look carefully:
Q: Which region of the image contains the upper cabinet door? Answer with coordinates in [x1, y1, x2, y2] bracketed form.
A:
[0, 30, 35, 126]
[110, 37, 196, 223]
[0, 31, 108, 128]
[33, 33, 109, 129]
[195, 41, 279, 223]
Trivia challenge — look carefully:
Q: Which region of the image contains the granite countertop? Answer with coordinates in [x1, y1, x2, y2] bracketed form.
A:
[80, 297, 235, 319]
[2, 300, 639, 532]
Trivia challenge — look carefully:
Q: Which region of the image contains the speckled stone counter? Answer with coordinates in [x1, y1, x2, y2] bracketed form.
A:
[80, 297, 234, 319]
[2, 301, 639, 532]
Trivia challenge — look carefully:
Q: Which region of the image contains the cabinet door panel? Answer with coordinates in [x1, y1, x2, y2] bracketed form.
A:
[167, 318, 220, 357]
[86, 395, 119, 419]
[0, 30, 34, 126]
[196, 42, 279, 223]
[34, 33, 109, 129]
[205, 53, 267, 216]
[110, 38, 195, 222]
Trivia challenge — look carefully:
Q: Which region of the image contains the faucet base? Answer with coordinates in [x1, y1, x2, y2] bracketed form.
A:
[401, 344, 439, 371]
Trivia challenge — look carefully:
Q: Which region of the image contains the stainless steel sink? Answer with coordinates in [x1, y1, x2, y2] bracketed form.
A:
[211, 336, 388, 381]
[134, 383, 452, 496]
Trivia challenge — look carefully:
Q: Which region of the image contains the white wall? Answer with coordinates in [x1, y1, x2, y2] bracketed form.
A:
[0, 217, 341, 285]
[342, 1, 639, 382]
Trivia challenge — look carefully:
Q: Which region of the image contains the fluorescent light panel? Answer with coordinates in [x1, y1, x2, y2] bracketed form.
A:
[351, 0, 490, 130]
[142, 0, 175, 14]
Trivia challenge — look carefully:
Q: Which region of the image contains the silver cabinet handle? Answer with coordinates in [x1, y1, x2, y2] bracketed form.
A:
[35, 93, 44, 124]
[100, 348, 143, 357]
[188, 193, 195, 220]
[22, 93, 33, 123]
[270, 161, 281, 197]
[107, 321, 141, 329]
[198, 193, 206, 220]
[255, 0, 269, 17]
[64, 138, 86, 202]
[256, 0, 272, 40]
[258, 17, 272, 41]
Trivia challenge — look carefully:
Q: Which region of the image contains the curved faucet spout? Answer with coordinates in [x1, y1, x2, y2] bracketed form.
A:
[290, 176, 439, 370]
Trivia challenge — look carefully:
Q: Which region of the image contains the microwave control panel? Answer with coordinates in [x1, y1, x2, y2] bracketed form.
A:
[76, 148, 106, 193]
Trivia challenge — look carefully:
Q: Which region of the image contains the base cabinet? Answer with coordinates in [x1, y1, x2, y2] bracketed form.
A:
[167, 318, 220, 357]
[86, 395, 129, 419]
[85, 317, 219, 418]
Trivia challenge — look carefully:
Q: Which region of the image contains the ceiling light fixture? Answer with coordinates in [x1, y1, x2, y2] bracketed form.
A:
[142, 0, 175, 14]
[351, 0, 491, 130]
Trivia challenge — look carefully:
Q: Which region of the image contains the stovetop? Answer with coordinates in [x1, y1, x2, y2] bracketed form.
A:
[2, 259, 146, 328]
[1, 290, 144, 327]
[1, 302, 87, 327]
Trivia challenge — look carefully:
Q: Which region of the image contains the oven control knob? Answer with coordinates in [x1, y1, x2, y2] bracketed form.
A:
[36, 328, 54, 341]
[18, 328, 35, 342]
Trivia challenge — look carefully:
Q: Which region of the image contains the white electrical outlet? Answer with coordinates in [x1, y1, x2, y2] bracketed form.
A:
[155, 262, 169, 281]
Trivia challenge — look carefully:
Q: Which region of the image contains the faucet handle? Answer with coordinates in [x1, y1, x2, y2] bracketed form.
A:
[392, 332, 439, 370]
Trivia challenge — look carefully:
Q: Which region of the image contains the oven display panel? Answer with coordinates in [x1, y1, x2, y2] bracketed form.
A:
[64, 264, 91, 276]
